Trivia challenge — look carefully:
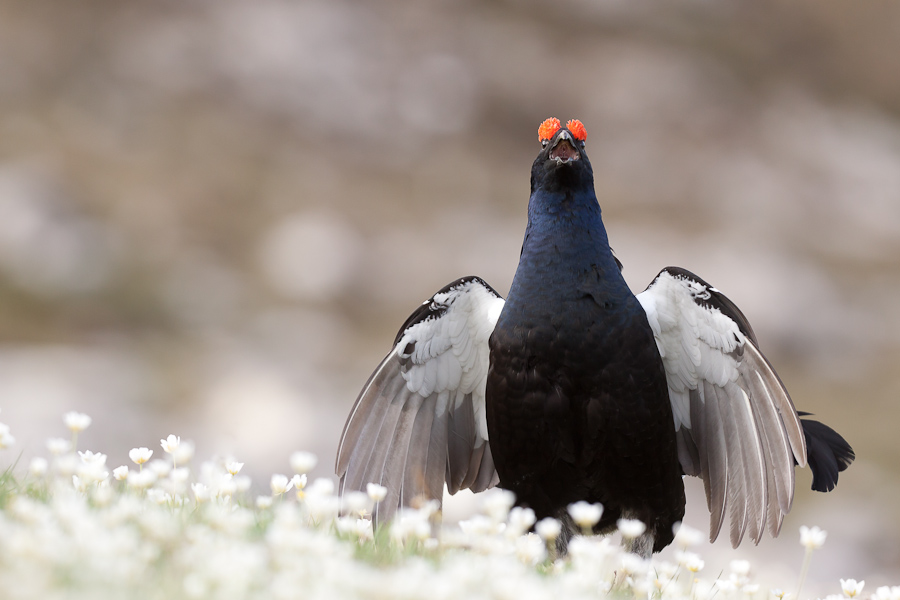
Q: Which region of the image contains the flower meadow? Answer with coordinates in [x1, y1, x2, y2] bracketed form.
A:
[0, 411, 895, 600]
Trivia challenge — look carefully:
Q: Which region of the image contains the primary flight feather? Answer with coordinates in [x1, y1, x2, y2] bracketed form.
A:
[335, 118, 854, 556]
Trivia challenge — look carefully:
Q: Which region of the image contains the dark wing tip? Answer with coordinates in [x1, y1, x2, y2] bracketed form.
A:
[799, 416, 855, 492]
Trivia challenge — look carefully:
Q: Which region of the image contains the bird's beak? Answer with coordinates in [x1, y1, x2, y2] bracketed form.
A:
[549, 130, 580, 164]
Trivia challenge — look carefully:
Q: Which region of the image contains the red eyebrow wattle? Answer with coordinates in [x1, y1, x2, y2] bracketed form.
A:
[538, 117, 562, 142]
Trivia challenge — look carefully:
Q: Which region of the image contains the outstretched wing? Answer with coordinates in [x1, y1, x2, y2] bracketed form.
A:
[637, 266, 808, 547]
[335, 276, 505, 524]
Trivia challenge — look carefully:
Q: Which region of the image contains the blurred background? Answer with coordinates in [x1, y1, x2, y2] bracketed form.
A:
[0, 0, 898, 592]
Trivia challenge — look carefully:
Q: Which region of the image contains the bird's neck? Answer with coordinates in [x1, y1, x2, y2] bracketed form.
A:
[507, 187, 625, 303]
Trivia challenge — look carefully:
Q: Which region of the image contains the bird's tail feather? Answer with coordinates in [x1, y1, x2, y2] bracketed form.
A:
[797, 412, 855, 493]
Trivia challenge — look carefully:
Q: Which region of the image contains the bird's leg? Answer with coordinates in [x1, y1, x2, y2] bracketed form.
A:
[623, 531, 654, 559]
[554, 510, 578, 556]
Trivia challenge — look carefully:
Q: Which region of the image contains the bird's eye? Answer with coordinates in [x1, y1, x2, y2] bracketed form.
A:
[541, 140, 549, 148]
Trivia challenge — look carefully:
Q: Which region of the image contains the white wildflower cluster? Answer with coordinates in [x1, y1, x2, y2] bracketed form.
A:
[0, 409, 14, 449]
[871, 586, 900, 600]
[0, 411, 892, 600]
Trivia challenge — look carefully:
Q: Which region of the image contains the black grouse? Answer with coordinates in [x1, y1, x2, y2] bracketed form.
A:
[335, 118, 854, 556]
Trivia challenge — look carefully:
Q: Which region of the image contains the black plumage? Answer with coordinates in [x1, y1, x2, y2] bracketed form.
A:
[335, 119, 854, 556]
[485, 127, 684, 552]
[797, 412, 856, 493]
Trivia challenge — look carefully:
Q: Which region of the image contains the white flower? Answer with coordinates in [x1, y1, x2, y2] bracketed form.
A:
[129, 447, 153, 465]
[632, 577, 652, 598]
[335, 515, 356, 535]
[515, 533, 547, 566]
[686, 555, 705, 573]
[620, 553, 650, 577]
[290, 451, 318, 474]
[483, 488, 516, 522]
[270, 474, 293, 495]
[617, 518, 646, 539]
[72, 475, 88, 492]
[78, 450, 107, 467]
[160, 434, 180, 453]
[535, 517, 562, 541]
[47, 437, 72, 455]
[256, 495, 273, 509]
[29, 457, 48, 476]
[173, 440, 194, 465]
[92, 483, 113, 506]
[342, 490, 371, 516]
[0, 422, 14, 449]
[419, 499, 441, 518]
[566, 535, 613, 566]
[354, 518, 374, 541]
[55, 453, 78, 476]
[334, 517, 356, 535]
[657, 561, 678, 579]
[338, 516, 374, 541]
[147, 488, 171, 505]
[76, 452, 109, 483]
[423, 538, 439, 551]
[127, 469, 157, 489]
[291, 475, 307, 501]
[717, 579, 738, 593]
[730, 559, 751, 576]
[654, 572, 674, 592]
[306, 492, 341, 523]
[215, 474, 237, 499]
[841, 579, 865, 598]
[306, 477, 333, 497]
[366, 482, 387, 503]
[170, 468, 190, 485]
[771, 589, 790, 599]
[390, 509, 431, 543]
[673, 522, 704, 548]
[507, 506, 536, 537]
[226, 461, 244, 476]
[148, 459, 171, 477]
[112, 466, 129, 481]
[459, 515, 494, 537]
[234, 475, 251, 492]
[676, 550, 705, 573]
[64, 411, 92, 433]
[871, 587, 900, 600]
[800, 525, 827, 550]
[568, 501, 603, 530]
[191, 482, 210, 503]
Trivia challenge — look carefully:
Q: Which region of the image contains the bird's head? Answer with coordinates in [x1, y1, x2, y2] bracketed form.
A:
[531, 118, 593, 192]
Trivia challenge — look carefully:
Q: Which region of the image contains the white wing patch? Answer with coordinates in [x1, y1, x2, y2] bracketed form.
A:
[638, 273, 744, 432]
[335, 277, 504, 525]
[396, 282, 503, 440]
[638, 268, 808, 547]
